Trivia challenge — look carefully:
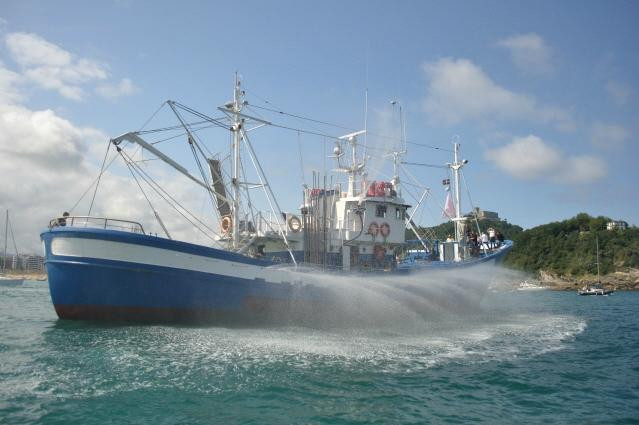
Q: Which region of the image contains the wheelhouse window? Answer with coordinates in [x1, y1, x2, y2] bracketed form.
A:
[375, 205, 386, 218]
[395, 207, 404, 220]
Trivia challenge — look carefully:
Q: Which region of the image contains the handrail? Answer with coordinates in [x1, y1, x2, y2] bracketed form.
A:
[48, 216, 145, 234]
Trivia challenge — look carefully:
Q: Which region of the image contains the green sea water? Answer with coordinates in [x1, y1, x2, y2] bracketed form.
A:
[1, 281, 638, 424]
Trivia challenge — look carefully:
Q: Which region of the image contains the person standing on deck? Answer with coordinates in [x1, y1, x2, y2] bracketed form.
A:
[469, 232, 478, 256]
[57, 211, 70, 227]
[481, 232, 489, 250]
[496, 230, 504, 247]
[488, 227, 496, 248]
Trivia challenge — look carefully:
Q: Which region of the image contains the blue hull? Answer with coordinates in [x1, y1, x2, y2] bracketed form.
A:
[41, 227, 512, 324]
[41, 228, 326, 324]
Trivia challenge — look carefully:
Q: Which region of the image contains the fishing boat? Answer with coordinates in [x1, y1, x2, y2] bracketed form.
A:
[41, 77, 512, 323]
[578, 236, 614, 296]
[1, 210, 24, 287]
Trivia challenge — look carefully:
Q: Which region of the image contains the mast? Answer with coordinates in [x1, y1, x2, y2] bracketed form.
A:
[449, 142, 467, 243]
[337, 130, 366, 197]
[453, 142, 462, 239]
[231, 74, 242, 249]
[445, 141, 468, 261]
[2, 210, 7, 272]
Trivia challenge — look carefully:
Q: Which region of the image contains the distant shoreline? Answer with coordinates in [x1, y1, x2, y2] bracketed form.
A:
[3, 269, 638, 290]
[3, 270, 47, 281]
[536, 268, 639, 291]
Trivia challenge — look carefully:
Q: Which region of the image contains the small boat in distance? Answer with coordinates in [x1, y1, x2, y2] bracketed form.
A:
[1, 210, 24, 287]
[518, 281, 545, 291]
[578, 283, 613, 296]
[578, 235, 614, 296]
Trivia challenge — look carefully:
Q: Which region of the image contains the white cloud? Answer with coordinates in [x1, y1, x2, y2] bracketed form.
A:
[4, 32, 137, 101]
[591, 122, 629, 150]
[484, 135, 607, 184]
[497, 33, 554, 75]
[0, 103, 92, 168]
[605, 80, 631, 106]
[422, 58, 574, 130]
[0, 59, 203, 254]
[562, 155, 607, 184]
[0, 60, 23, 103]
[0, 101, 212, 252]
[6, 32, 73, 68]
[96, 78, 139, 99]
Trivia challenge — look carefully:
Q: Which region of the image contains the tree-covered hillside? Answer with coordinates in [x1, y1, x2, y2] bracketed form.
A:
[409, 218, 524, 243]
[503, 213, 638, 276]
[411, 213, 638, 277]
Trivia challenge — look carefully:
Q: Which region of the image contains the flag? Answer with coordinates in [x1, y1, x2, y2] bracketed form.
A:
[442, 190, 456, 219]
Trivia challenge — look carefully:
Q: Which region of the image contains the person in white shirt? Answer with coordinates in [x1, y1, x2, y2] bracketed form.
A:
[481, 232, 489, 249]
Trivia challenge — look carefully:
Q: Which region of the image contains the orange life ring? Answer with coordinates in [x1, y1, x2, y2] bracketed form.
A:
[221, 216, 232, 234]
[368, 221, 379, 236]
[380, 222, 391, 237]
[374, 244, 386, 261]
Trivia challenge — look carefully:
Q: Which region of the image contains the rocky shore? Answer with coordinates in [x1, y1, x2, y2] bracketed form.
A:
[537, 268, 639, 291]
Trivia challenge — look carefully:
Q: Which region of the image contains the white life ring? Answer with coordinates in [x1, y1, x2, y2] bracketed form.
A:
[368, 221, 379, 236]
[380, 222, 391, 237]
[287, 215, 302, 233]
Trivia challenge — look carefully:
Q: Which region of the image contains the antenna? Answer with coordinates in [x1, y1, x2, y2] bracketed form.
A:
[363, 49, 369, 159]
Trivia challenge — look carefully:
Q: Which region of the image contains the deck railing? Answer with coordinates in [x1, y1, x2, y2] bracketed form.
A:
[49, 216, 145, 234]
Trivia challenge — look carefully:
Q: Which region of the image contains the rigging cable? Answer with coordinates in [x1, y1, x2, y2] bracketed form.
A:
[140, 119, 222, 135]
[118, 148, 172, 239]
[138, 101, 167, 132]
[170, 101, 230, 130]
[87, 139, 113, 217]
[402, 161, 447, 169]
[460, 169, 483, 237]
[69, 152, 118, 214]
[118, 148, 221, 241]
[121, 148, 220, 238]
[247, 102, 452, 152]
[8, 215, 19, 258]
[297, 131, 306, 186]
[168, 103, 220, 220]
[238, 152, 256, 228]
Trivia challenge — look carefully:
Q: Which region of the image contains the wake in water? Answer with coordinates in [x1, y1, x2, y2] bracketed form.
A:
[0, 280, 590, 421]
[265, 264, 531, 329]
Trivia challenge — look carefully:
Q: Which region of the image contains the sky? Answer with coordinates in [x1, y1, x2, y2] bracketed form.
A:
[1, 0, 638, 254]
